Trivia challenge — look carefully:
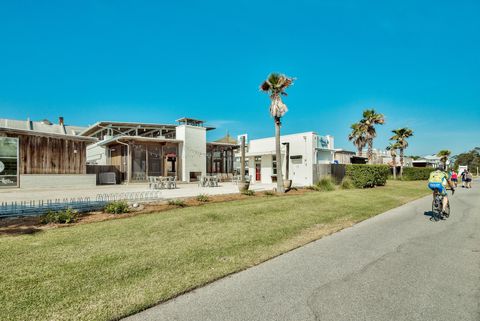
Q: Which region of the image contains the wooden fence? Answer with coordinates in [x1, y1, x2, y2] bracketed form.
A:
[313, 164, 346, 184]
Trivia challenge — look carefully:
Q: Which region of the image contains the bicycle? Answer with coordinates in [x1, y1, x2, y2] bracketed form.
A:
[431, 189, 454, 221]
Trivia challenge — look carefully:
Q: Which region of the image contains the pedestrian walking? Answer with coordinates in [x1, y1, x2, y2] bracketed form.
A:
[466, 170, 473, 188]
[461, 169, 467, 188]
[450, 170, 458, 188]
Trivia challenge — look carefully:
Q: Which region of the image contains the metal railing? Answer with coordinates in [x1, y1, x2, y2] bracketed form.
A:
[0, 191, 163, 218]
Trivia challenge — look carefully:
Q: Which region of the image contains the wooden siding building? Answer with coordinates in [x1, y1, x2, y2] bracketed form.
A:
[0, 118, 96, 188]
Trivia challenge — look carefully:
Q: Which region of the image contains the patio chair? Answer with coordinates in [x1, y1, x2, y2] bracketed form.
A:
[148, 176, 158, 189]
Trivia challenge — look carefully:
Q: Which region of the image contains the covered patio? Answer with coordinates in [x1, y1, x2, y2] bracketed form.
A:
[97, 136, 182, 183]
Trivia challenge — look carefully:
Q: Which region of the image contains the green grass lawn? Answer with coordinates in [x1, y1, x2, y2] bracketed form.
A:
[0, 180, 429, 321]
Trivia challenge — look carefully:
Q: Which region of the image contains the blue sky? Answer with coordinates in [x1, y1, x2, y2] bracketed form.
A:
[0, 0, 479, 155]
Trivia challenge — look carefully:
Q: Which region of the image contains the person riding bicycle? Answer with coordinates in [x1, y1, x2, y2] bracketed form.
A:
[428, 164, 455, 214]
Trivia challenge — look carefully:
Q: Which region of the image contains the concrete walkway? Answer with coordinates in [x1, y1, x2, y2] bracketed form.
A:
[124, 184, 480, 321]
[0, 182, 275, 202]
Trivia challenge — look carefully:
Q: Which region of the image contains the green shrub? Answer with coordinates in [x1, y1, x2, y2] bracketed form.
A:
[315, 177, 336, 191]
[104, 201, 130, 214]
[340, 177, 354, 189]
[346, 164, 390, 188]
[168, 199, 187, 207]
[41, 208, 79, 224]
[242, 190, 255, 196]
[196, 194, 210, 202]
[264, 190, 276, 196]
[401, 167, 433, 181]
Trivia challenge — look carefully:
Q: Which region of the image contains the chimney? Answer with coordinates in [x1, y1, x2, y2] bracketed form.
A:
[59, 116, 64, 126]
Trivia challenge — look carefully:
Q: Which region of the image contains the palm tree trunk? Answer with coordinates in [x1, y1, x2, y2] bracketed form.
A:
[369, 141, 373, 162]
[274, 117, 285, 193]
[400, 149, 404, 178]
[357, 146, 362, 156]
[392, 155, 397, 180]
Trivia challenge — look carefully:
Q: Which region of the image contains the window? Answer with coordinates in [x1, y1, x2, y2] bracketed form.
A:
[0, 137, 19, 188]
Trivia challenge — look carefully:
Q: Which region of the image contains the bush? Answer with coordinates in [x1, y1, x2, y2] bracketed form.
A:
[168, 199, 187, 207]
[401, 167, 433, 181]
[346, 164, 390, 188]
[340, 177, 354, 189]
[104, 201, 130, 214]
[242, 190, 255, 196]
[315, 177, 336, 191]
[196, 194, 210, 202]
[41, 208, 79, 224]
[264, 190, 276, 196]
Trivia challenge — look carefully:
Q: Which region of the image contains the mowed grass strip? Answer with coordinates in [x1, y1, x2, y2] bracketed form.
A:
[0, 180, 428, 321]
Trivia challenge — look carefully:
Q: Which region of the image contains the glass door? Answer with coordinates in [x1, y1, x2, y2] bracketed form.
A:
[0, 137, 19, 188]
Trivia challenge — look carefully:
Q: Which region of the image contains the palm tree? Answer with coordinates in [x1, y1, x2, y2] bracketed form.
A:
[390, 127, 414, 177]
[260, 73, 294, 193]
[348, 122, 367, 156]
[437, 150, 451, 168]
[360, 109, 385, 163]
[386, 142, 401, 180]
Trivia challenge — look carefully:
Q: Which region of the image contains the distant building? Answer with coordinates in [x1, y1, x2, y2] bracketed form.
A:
[334, 149, 356, 164]
[412, 155, 441, 168]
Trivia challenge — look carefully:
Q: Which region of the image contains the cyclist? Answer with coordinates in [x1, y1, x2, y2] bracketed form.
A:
[428, 164, 455, 215]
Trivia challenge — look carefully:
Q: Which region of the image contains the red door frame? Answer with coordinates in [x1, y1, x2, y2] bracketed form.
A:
[255, 163, 261, 181]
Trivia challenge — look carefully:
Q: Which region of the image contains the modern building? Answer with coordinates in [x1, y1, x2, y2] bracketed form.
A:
[82, 118, 238, 183]
[243, 132, 335, 186]
[0, 118, 96, 189]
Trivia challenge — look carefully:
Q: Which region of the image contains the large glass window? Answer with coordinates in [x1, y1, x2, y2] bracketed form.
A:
[0, 137, 19, 188]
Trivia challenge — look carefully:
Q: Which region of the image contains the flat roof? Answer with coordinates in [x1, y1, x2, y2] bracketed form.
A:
[97, 135, 182, 146]
[80, 121, 177, 136]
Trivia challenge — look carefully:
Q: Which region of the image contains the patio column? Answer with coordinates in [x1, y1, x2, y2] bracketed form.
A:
[127, 142, 132, 183]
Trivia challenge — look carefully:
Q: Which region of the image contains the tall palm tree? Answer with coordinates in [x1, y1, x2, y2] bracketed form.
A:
[390, 127, 414, 177]
[437, 150, 451, 168]
[260, 73, 294, 193]
[386, 142, 401, 180]
[348, 122, 367, 156]
[360, 109, 385, 163]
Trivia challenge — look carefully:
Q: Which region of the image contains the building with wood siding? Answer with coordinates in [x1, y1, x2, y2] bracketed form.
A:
[0, 118, 97, 189]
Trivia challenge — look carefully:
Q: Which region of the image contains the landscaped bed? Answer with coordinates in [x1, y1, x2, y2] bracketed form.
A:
[0, 180, 429, 321]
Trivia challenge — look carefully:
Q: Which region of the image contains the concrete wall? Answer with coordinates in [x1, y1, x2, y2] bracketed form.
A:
[176, 125, 206, 182]
[19, 174, 96, 189]
[247, 132, 316, 186]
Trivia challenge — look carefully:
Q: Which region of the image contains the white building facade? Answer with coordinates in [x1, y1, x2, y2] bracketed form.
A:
[245, 132, 335, 186]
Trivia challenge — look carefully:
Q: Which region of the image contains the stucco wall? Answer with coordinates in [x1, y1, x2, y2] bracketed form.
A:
[176, 125, 206, 182]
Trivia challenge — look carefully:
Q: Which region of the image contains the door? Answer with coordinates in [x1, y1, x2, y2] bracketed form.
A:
[255, 163, 261, 181]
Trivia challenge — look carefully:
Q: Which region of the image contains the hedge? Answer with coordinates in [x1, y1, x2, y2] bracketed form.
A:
[346, 164, 390, 188]
[401, 167, 433, 181]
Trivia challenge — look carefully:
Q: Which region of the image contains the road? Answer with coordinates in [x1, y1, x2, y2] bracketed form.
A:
[124, 184, 480, 321]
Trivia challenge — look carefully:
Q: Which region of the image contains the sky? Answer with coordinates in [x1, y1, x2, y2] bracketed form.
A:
[0, 0, 479, 156]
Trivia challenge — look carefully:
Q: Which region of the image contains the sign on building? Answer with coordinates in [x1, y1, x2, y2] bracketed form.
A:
[0, 137, 19, 188]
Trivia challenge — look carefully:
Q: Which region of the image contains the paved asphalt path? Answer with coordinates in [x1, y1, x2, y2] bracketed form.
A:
[124, 183, 479, 321]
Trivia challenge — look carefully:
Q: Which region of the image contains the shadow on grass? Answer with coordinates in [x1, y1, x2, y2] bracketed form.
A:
[0, 226, 43, 236]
